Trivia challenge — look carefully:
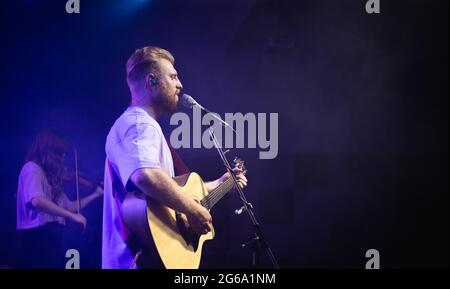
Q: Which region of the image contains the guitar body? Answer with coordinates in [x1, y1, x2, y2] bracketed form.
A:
[122, 172, 215, 269]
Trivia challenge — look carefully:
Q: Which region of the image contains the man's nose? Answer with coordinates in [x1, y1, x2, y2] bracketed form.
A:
[177, 79, 183, 90]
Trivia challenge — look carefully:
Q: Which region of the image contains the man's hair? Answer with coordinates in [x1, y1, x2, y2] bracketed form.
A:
[126, 46, 175, 87]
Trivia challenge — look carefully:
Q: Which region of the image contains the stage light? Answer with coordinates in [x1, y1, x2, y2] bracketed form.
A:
[113, 0, 153, 14]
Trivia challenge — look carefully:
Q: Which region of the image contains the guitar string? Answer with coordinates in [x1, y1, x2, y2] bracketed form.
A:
[201, 177, 234, 209]
[201, 183, 224, 209]
[204, 178, 233, 207]
[201, 166, 246, 209]
[200, 164, 245, 209]
[201, 179, 228, 208]
[200, 178, 230, 209]
[208, 166, 246, 206]
[203, 185, 226, 208]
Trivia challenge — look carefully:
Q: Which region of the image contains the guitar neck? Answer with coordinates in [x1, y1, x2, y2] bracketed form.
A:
[200, 177, 235, 210]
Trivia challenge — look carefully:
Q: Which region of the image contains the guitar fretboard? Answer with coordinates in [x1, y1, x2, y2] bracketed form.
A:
[200, 177, 235, 210]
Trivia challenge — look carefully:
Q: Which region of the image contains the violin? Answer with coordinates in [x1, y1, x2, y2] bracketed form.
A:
[61, 149, 104, 217]
[62, 167, 104, 192]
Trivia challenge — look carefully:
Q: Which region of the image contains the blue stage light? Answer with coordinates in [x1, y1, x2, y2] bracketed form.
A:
[114, 0, 153, 14]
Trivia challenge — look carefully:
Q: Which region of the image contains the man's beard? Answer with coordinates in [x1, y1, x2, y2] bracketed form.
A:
[152, 84, 178, 115]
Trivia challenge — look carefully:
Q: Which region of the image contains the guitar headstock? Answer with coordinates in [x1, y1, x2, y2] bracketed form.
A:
[233, 157, 247, 175]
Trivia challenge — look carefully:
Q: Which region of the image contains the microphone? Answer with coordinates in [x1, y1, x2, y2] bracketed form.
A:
[180, 94, 204, 110]
[181, 94, 237, 135]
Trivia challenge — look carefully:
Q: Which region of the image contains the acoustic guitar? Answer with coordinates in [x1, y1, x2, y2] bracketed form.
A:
[121, 158, 246, 269]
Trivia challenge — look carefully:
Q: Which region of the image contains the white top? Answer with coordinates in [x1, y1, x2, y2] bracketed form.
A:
[16, 161, 66, 230]
[102, 106, 174, 269]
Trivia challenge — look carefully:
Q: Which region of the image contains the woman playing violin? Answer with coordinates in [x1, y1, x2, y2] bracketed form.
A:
[15, 130, 103, 268]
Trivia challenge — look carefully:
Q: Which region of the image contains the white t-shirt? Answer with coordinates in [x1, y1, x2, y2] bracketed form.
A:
[16, 161, 66, 230]
[102, 106, 174, 269]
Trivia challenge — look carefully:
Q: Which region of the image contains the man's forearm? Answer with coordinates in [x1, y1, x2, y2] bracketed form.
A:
[204, 179, 222, 193]
[131, 168, 197, 214]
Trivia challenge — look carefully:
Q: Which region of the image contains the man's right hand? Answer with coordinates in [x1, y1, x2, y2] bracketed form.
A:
[185, 201, 212, 235]
[70, 213, 87, 230]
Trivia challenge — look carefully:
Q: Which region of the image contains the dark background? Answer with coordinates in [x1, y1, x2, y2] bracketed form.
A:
[0, 0, 448, 268]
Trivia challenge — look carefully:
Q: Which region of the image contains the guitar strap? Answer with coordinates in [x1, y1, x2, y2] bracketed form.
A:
[166, 140, 190, 175]
[106, 159, 131, 242]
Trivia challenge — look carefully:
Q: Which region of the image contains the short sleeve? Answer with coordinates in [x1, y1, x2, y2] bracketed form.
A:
[20, 164, 46, 206]
[116, 122, 163, 190]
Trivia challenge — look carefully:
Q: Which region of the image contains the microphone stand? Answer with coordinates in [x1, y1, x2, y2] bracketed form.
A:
[207, 127, 280, 269]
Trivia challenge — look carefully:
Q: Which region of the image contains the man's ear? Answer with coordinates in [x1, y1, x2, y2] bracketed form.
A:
[146, 73, 158, 89]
